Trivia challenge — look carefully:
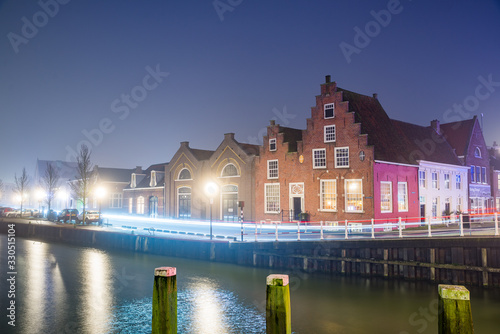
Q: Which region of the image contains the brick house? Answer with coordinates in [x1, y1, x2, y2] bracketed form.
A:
[489, 143, 500, 212]
[440, 116, 492, 213]
[123, 163, 167, 217]
[255, 76, 420, 223]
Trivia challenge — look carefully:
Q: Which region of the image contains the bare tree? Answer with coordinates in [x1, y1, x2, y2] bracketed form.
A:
[69, 144, 94, 223]
[14, 168, 30, 214]
[41, 162, 60, 215]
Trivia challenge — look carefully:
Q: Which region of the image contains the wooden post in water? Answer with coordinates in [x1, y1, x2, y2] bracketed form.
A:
[438, 285, 473, 334]
[266, 274, 291, 334]
[152, 267, 177, 334]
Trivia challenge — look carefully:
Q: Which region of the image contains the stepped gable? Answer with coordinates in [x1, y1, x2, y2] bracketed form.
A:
[439, 117, 476, 156]
[337, 87, 417, 164]
[391, 119, 461, 165]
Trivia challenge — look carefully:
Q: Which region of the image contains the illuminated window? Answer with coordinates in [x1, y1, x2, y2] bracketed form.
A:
[178, 168, 191, 180]
[476, 166, 481, 183]
[313, 149, 326, 169]
[324, 125, 336, 143]
[419, 170, 426, 188]
[444, 173, 450, 189]
[137, 196, 145, 214]
[475, 147, 481, 158]
[267, 160, 278, 179]
[345, 179, 363, 212]
[324, 103, 334, 119]
[320, 179, 337, 211]
[398, 182, 408, 212]
[177, 187, 191, 218]
[265, 183, 280, 213]
[269, 138, 277, 151]
[380, 181, 392, 213]
[110, 193, 122, 208]
[431, 172, 438, 189]
[481, 167, 486, 184]
[335, 147, 349, 168]
[221, 163, 239, 177]
[471, 166, 475, 183]
[456, 174, 461, 190]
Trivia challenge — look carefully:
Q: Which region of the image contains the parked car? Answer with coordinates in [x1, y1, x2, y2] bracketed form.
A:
[77, 211, 101, 224]
[0, 207, 13, 216]
[57, 209, 79, 223]
[5, 209, 21, 218]
[47, 209, 57, 221]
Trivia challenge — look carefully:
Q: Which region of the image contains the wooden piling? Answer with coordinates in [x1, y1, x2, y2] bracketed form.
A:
[438, 285, 473, 334]
[152, 267, 177, 334]
[266, 274, 291, 334]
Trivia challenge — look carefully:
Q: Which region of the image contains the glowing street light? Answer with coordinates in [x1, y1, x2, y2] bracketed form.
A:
[204, 182, 218, 240]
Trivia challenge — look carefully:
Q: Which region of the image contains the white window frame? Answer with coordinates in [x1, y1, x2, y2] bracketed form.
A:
[264, 183, 280, 213]
[380, 181, 392, 213]
[444, 173, 450, 190]
[475, 147, 481, 158]
[481, 167, 486, 184]
[137, 196, 145, 215]
[324, 125, 336, 143]
[471, 165, 475, 183]
[476, 166, 481, 183]
[312, 148, 326, 169]
[419, 170, 426, 188]
[456, 174, 461, 190]
[269, 138, 277, 152]
[178, 168, 192, 181]
[128, 197, 133, 214]
[320, 179, 337, 212]
[397, 182, 408, 212]
[335, 147, 349, 168]
[345, 179, 363, 213]
[431, 172, 438, 189]
[267, 160, 279, 179]
[324, 103, 335, 119]
[109, 193, 123, 208]
[221, 163, 239, 177]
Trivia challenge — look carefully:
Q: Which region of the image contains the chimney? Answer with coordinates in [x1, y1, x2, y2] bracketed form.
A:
[224, 133, 235, 140]
[270, 120, 275, 126]
[373, 93, 378, 99]
[431, 120, 440, 135]
[325, 75, 331, 83]
[180, 141, 189, 148]
[135, 166, 142, 173]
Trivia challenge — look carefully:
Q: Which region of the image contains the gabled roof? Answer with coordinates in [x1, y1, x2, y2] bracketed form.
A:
[95, 166, 136, 183]
[237, 142, 260, 156]
[189, 148, 214, 161]
[391, 120, 461, 165]
[337, 88, 417, 164]
[136, 171, 165, 188]
[439, 117, 476, 157]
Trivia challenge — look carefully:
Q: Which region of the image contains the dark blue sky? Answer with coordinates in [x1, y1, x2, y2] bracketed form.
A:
[1, 0, 500, 184]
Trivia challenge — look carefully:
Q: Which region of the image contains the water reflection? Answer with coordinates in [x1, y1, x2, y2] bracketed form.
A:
[23, 241, 48, 331]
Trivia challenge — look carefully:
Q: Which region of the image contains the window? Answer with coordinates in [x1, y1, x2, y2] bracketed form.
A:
[150, 171, 157, 187]
[110, 193, 122, 208]
[265, 183, 280, 213]
[398, 182, 408, 212]
[178, 187, 191, 218]
[137, 196, 144, 214]
[178, 168, 192, 180]
[431, 172, 438, 189]
[456, 174, 461, 190]
[476, 166, 481, 183]
[475, 147, 481, 158]
[432, 198, 439, 217]
[444, 197, 451, 215]
[335, 147, 349, 168]
[471, 166, 475, 183]
[320, 179, 337, 211]
[313, 149, 326, 169]
[128, 198, 133, 214]
[380, 181, 392, 213]
[221, 163, 239, 177]
[267, 160, 278, 179]
[269, 138, 277, 151]
[420, 196, 426, 205]
[419, 170, 426, 188]
[444, 173, 450, 189]
[481, 167, 486, 184]
[324, 125, 336, 142]
[324, 103, 334, 119]
[457, 197, 463, 212]
[359, 151, 365, 161]
[131, 173, 136, 188]
[345, 179, 363, 212]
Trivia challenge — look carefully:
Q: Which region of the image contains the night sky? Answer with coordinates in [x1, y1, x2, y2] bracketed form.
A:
[1, 0, 500, 184]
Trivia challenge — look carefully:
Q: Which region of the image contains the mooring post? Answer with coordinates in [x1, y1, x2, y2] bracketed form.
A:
[371, 218, 375, 239]
[428, 216, 432, 237]
[320, 221, 324, 240]
[297, 221, 300, 241]
[266, 274, 291, 334]
[152, 267, 177, 334]
[459, 214, 464, 237]
[398, 217, 402, 238]
[438, 284, 473, 334]
[275, 222, 278, 242]
[255, 222, 258, 242]
[344, 219, 348, 239]
[495, 212, 498, 236]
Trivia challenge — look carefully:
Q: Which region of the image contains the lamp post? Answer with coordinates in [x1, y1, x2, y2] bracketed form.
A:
[204, 182, 218, 240]
[95, 187, 106, 225]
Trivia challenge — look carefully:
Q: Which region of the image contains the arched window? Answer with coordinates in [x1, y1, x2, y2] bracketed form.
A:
[221, 163, 239, 177]
[137, 196, 145, 214]
[178, 187, 191, 218]
[178, 168, 192, 180]
[475, 147, 481, 158]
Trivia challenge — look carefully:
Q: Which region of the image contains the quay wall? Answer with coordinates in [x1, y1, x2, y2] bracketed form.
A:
[2, 221, 500, 287]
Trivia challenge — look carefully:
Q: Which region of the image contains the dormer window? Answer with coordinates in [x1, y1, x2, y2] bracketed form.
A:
[324, 103, 334, 119]
[131, 173, 136, 188]
[150, 171, 157, 187]
[475, 147, 481, 158]
[269, 138, 277, 151]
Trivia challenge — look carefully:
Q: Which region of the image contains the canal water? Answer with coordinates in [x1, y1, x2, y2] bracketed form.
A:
[1, 236, 500, 334]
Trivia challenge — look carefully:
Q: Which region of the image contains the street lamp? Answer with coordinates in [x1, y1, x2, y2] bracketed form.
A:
[204, 182, 218, 240]
[95, 187, 106, 225]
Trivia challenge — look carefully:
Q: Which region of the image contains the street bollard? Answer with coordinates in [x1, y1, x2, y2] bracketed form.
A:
[438, 284, 473, 334]
[275, 222, 278, 242]
[344, 219, 348, 239]
[152, 267, 177, 334]
[428, 216, 432, 238]
[371, 218, 375, 239]
[297, 221, 300, 241]
[460, 214, 464, 237]
[266, 274, 291, 334]
[320, 221, 324, 240]
[398, 217, 402, 238]
[255, 222, 258, 242]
